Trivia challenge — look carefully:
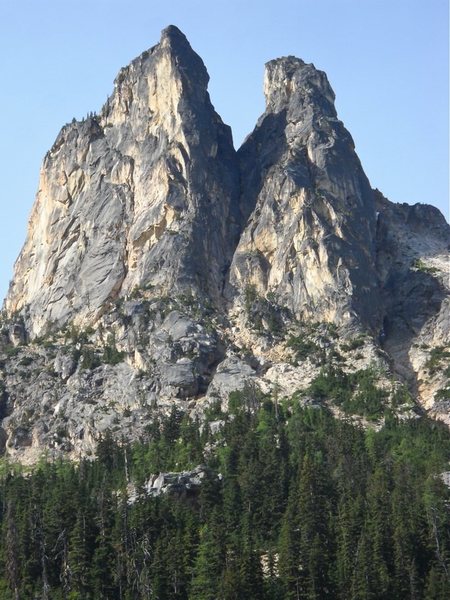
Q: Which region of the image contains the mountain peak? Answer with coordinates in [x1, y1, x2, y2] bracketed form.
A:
[263, 55, 335, 113]
[2, 29, 449, 466]
[160, 24, 189, 44]
[157, 24, 209, 89]
[158, 24, 200, 63]
[5, 25, 237, 337]
[112, 25, 209, 103]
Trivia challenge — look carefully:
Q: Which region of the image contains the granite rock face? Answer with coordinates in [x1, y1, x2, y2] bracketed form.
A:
[126, 465, 215, 504]
[229, 57, 380, 330]
[1, 27, 449, 462]
[5, 26, 240, 338]
[375, 191, 450, 422]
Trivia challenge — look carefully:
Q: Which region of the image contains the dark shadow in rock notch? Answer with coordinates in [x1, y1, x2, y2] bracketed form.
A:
[194, 336, 227, 396]
[0, 384, 10, 421]
[375, 192, 450, 396]
[221, 110, 289, 299]
[220, 110, 289, 299]
[0, 382, 10, 454]
[381, 269, 446, 395]
[237, 109, 289, 225]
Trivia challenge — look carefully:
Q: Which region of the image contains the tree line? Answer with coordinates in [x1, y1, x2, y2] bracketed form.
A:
[0, 393, 448, 599]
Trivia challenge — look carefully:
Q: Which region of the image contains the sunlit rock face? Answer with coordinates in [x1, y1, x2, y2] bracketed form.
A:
[229, 56, 380, 330]
[5, 26, 240, 337]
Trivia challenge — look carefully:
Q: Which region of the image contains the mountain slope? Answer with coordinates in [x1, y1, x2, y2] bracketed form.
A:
[0, 26, 449, 463]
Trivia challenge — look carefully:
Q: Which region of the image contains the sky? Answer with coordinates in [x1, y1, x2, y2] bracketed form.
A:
[0, 0, 448, 302]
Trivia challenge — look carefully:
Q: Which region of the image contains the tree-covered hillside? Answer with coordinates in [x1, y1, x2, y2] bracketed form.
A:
[0, 395, 449, 599]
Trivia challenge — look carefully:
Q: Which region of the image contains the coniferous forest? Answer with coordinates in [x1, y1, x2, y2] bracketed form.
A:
[0, 394, 449, 599]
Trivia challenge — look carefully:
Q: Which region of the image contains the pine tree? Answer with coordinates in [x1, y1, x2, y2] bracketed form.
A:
[350, 529, 373, 600]
[423, 475, 450, 598]
[190, 516, 224, 600]
[390, 464, 423, 599]
[67, 504, 96, 597]
[335, 491, 364, 599]
[5, 500, 20, 600]
[297, 454, 334, 599]
[278, 478, 302, 599]
[363, 466, 393, 598]
[238, 520, 264, 600]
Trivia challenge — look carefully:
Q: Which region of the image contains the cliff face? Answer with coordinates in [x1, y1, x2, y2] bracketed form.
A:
[229, 57, 380, 330]
[5, 26, 240, 338]
[1, 27, 449, 463]
[375, 191, 450, 416]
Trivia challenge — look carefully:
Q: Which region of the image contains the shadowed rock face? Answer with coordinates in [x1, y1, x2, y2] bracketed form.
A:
[5, 25, 241, 337]
[375, 191, 450, 409]
[1, 27, 449, 462]
[229, 56, 380, 330]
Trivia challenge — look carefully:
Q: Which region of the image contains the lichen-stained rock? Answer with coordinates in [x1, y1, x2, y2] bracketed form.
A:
[5, 25, 240, 338]
[229, 56, 380, 330]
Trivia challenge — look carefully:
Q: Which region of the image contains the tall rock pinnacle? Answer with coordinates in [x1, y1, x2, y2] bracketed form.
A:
[230, 57, 380, 329]
[6, 25, 240, 337]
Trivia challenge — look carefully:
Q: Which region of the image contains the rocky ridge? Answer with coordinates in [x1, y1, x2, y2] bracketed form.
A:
[1, 26, 449, 463]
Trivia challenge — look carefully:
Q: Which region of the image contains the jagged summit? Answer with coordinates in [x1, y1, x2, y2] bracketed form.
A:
[6, 26, 240, 338]
[231, 49, 379, 331]
[158, 24, 200, 58]
[160, 23, 188, 41]
[157, 23, 210, 87]
[263, 56, 336, 113]
[1, 27, 449, 463]
[108, 24, 210, 128]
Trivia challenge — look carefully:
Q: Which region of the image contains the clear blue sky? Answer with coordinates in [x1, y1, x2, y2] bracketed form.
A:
[0, 0, 448, 302]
